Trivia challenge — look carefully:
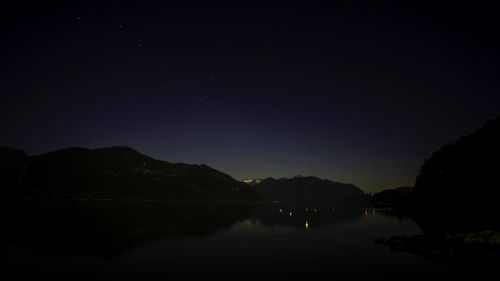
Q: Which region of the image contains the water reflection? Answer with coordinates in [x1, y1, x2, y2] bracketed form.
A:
[1, 200, 463, 281]
[0, 200, 257, 256]
[374, 208, 500, 275]
[0, 201, 368, 257]
[254, 203, 364, 230]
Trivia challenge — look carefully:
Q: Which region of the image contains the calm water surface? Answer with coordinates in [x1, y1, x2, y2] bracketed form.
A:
[0, 201, 471, 280]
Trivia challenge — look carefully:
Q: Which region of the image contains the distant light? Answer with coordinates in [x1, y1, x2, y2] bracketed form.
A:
[243, 178, 262, 184]
[305, 208, 308, 212]
[279, 208, 283, 213]
[305, 221, 309, 230]
[314, 209, 317, 213]
[289, 212, 293, 217]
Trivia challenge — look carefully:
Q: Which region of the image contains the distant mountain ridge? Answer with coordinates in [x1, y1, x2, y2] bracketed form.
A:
[0, 146, 260, 201]
[0, 146, 369, 205]
[372, 186, 412, 208]
[252, 176, 368, 206]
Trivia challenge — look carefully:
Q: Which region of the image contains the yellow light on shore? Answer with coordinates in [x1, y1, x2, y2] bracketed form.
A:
[305, 221, 309, 230]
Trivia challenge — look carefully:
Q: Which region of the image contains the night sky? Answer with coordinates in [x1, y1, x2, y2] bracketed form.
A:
[1, 1, 499, 192]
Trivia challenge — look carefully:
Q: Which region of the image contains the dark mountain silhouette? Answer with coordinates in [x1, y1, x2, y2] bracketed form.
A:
[0, 147, 28, 167]
[0, 147, 28, 193]
[253, 176, 368, 206]
[376, 118, 500, 270]
[372, 186, 412, 208]
[408, 117, 500, 234]
[0, 146, 260, 201]
[412, 117, 500, 211]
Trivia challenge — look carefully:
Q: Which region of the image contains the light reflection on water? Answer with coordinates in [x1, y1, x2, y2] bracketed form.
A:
[0, 201, 462, 281]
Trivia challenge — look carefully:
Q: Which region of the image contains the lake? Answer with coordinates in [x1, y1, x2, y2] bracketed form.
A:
[0, 201, 477, 280]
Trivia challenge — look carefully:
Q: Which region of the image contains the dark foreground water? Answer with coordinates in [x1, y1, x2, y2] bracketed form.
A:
[0, 201, 478, 280]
